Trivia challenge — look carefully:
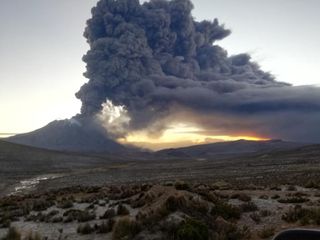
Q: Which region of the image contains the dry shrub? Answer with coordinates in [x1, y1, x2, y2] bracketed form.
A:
[231, 192, 251, 201]
[63, 209, 95, 222]
[250, 212, 261, 224]
[282, 205, 320, 225]
[175, 181, 191, 191]
[257, 226, 275, 239]
[213, 217, 251, 240]
[211, 202, 241, 220]
[96, 219, 115, 234]
[77, 223, 94, 235]
[175, 218, 208, 240]
[25, 231, 42, 240]
[112, 217, 141, 240]
[278, 197, 309, 204]
[240, 201, 258, 212]
[117, 204, 130, 216]
[100, 208, 116, 219]
[3, 227, 21, 240]
[260, 210, 272, 217]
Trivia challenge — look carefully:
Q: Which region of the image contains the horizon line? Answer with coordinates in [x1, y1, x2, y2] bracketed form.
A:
[0, 133, 18, 136]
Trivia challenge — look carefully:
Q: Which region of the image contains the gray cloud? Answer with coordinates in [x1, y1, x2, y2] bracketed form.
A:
[76, 0, 320, 143]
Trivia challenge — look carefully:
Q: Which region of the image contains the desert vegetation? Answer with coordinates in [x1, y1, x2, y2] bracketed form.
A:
[0, 181, 320, 240]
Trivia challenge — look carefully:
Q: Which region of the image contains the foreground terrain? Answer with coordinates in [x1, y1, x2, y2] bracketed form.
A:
[0, 182, 320, 240]
[0, 140, 319, 239]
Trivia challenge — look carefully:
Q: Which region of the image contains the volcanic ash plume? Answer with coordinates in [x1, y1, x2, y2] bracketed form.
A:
[76, 0, 320, 142]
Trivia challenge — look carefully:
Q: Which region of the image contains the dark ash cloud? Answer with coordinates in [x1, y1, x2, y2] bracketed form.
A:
[76, 0, 320, 143]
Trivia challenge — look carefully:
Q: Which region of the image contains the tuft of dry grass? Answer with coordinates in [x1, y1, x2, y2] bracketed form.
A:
[175, 218, 208, 240]
[77, 223, 94, 235]
[250, 212, 261, 224]
[240, 201, 258, 212]
[117, 204, 130, 216]
[3, 227, 21, 240]
[63, 209, 95, 222]
[100, 208, 116, 219]
[96, 219, 115, 234]
[211, 201, 241, 220]
[112, 217, 141, 240]
[282, 205, 320, 225]
[231, 193, 251, 202]
[257, 226, 275, 239]
[278, 197, 309, 204]
[25, 231, 42, 240]
[174, 181, 191, 191]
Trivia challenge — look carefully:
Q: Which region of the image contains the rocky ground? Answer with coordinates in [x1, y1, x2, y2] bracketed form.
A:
[0, 181, 319, 240]
[1, 142, 319, 239]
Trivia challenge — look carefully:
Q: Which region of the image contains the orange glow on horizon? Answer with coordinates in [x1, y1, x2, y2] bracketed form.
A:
[118, 124, 269, 150]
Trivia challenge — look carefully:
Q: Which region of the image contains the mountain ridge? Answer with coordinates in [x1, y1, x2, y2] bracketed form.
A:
[156, 139, 310, 159]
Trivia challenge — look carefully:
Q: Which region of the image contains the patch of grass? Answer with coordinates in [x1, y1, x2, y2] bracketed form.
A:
[1, 219, 11, 228]
[250, 212, 261, 224]
[282, 205, 320, 225]
[57, 199, 73, 209]
[100, 208, 116, 219]
[211, 201, 241, 220]
[174, 181, 190, 191]
[47, 210, 59, 218]
[77, 223, 94, 235]
[31, 199, 54, 212]
[25, 231, 42, 240]
[42, 210, 60, 223]
[211, 181, 231, 190]
[25, 212, 50, 222]
[286, 185, 297, 191]
[286, 192, 310, 198]
[112, 217, 141, 240]
[51, 216, 63, 223]
[63, 209, 95, 222]
[259, 195, 269, 200]
[3, 227, 21, 240]
[240, 201, 258, 212]
[0, 210, 23, 228]
[238, 193, 251, 202]
[175, 218, 208, 240]
[270, 186, 281, 191]
[86, 203, 95, 210]
[96, 219, 115, 234]
[165, 195, 187, 212]
[278, 197, 309, 204]
[130, 192, 149, 209]
[136, 199, 172, 226]
[260, 210, 272, 217]
[213, 219, 251, 240]
[257, 226, 275, 239]
[117, 204, 130, 216]
[304, 180, 319, 189]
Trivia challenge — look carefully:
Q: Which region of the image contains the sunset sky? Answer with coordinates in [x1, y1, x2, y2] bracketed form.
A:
[1, 0, 320, 148]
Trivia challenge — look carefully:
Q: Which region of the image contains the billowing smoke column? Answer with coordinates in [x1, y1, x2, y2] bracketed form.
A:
[76, 0, 320, 142]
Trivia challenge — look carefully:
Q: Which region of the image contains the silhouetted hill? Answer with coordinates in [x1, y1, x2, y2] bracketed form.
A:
[157, 139, 309, 159]
[0, 139, 116, 174]
[6, 119, 128, 153]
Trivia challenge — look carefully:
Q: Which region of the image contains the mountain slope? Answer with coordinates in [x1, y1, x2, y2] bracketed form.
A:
[6, 119, 128, 153]
[157, 139, 310, 159]
[0, 140, 117, 174]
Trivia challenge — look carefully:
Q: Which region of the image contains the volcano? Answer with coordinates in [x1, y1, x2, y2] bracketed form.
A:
[6, 119, 128, 153]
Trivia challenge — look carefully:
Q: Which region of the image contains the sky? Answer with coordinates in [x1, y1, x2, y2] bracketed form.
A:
[1, 0, 320, 144]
